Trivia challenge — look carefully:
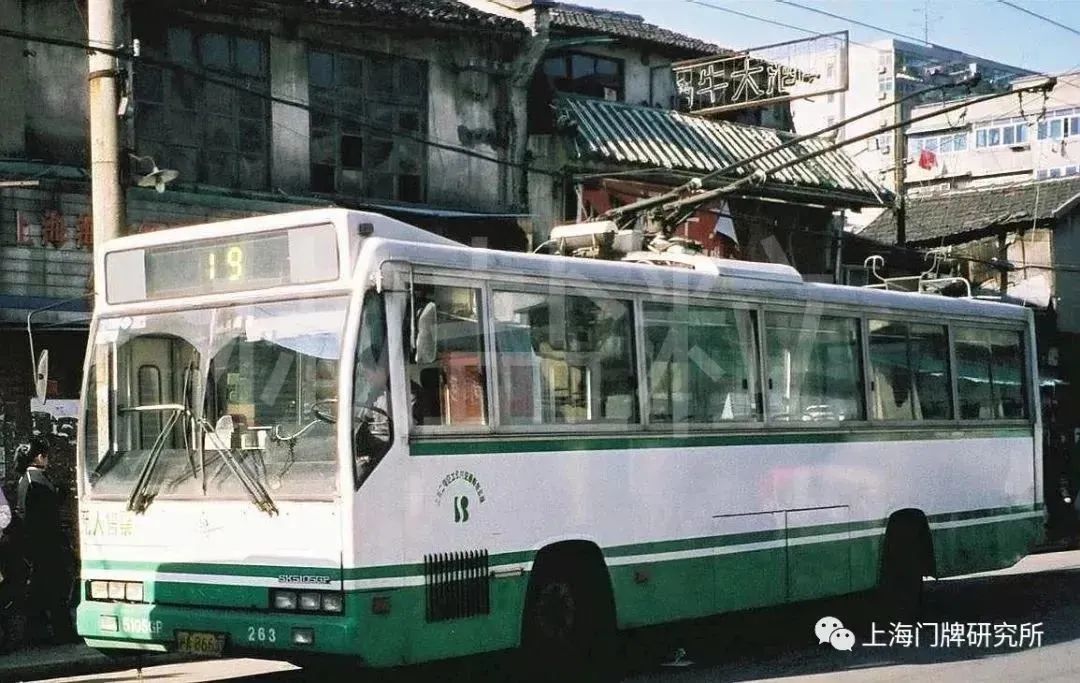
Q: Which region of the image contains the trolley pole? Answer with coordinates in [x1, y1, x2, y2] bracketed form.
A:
[87, 0, 125, 297]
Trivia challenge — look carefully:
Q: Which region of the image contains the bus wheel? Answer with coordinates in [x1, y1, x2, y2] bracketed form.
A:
[521, 553, 616, 681]
[878, 518, 930, 620]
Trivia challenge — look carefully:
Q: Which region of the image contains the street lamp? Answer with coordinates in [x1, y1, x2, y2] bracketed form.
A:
[129, 154, 179, 194]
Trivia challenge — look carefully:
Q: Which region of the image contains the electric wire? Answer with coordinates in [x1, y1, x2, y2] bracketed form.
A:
[774, 0, 931, 46]
[998, 1, 1080, 40]
[681, 0, 875, 49]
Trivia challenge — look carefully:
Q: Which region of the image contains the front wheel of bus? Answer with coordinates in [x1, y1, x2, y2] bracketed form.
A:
[521, 557, 616, 682]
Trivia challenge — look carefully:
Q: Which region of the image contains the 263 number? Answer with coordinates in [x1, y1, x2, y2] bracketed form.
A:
[247, 626, 276, 643]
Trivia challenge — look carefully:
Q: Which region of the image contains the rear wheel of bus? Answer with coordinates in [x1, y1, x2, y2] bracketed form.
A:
[520, 546, 617, 682]
[878, 513, 933, 620]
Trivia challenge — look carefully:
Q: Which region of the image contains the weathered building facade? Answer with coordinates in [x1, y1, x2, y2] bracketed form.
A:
[464, 1, 888, 257]
[0, 0, 536, 472]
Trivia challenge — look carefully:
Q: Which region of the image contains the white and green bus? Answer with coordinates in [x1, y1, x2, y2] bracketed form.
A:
[77, 208, 1042, 672]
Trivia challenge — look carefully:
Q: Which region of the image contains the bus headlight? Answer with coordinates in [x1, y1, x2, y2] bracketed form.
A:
[292, 627, 315, 645]
[272, 590, 298, 610]
[125, 582, 144, 602]
[89, 581, 109, 600]
[89, 580, 144, 603]
[270, 589, 343, 613]
[321, 594, 344, 613]
[299, 592, 321, 611]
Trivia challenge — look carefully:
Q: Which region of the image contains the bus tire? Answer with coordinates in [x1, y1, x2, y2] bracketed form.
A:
[520, 548, 617, 682]
[878, 515, 931, 620]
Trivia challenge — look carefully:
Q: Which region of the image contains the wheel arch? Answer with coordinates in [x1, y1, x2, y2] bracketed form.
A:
[524, 539, 616, 627]
[882, 508, 936, 578]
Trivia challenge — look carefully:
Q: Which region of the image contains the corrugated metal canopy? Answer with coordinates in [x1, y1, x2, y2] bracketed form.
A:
[556, 95, 889, 207]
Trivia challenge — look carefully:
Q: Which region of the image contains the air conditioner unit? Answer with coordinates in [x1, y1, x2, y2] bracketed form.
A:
[878, 65, 887, 74]
[878, 92, 888, 100]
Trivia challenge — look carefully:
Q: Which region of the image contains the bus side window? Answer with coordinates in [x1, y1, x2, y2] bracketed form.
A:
[408, 284, 487, 428]
[492, 290, 637, 425]
[955, 327, 1026, 420]
[868, 321, 952, 421]
[763, 313, 863, 422]
[643, 302, 760, 423]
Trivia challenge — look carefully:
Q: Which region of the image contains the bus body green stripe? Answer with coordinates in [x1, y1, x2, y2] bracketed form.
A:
[408, 427, 1034, 456]
[82, 503, 1041, 582]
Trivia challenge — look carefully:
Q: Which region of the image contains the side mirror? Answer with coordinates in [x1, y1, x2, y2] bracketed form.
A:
[34, 350, 49, 403]
[414, 302, 438, 365]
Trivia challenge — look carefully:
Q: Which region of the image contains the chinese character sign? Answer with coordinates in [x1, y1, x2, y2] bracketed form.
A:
[15, 209, 95, 250]
[826, 617, 1044, 651]
[674, 31, 848, 115]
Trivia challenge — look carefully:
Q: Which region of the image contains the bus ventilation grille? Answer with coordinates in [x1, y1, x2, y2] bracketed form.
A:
[424, 550, 490, 622]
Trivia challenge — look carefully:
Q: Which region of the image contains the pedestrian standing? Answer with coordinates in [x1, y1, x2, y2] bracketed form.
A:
[0, 485, 10, 544]
[0, 485, 10, 585]
[15, 438, 74, 644]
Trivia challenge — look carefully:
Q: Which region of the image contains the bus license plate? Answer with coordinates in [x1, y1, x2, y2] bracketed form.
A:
[176, 630, 226, 657]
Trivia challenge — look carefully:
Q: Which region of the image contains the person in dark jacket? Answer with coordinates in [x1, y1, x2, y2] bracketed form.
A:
[15, 439, 74, 644]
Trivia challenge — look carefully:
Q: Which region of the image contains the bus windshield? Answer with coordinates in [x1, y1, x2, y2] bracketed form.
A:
[82, 297, 348, 504]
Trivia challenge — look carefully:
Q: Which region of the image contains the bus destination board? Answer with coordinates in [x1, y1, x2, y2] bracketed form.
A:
[105, 223, 338, 303]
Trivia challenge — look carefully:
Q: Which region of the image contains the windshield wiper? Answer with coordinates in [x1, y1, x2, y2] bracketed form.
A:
[125, 404, 187, 513]
[195, 418, 279, 516]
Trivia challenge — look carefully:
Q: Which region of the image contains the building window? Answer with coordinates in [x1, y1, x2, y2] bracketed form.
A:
[878, 50, 892, 74]
[877, 75, 894, 99]
[543, 52, 624, 100]
[908, 131, 967, 157]
[135, 25, 270, 190]
[973, 119, 1027, 148]
[309, 49, 427, 201]
[1034, 108, 1080, 141]
[1034, 165, 1080, 179]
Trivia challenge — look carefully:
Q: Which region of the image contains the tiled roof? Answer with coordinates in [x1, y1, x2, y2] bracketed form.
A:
[306, 0, 527, 35]
[556, 95, 887, 205]
[860, 177, 1080, 245]
[549, 3, 723, 56]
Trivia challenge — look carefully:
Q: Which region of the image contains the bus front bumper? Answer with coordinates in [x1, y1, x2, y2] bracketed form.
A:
[77, 600, 360, 659]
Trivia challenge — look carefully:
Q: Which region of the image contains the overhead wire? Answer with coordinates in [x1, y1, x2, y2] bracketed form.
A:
[774, 0, 933, 47]
[998, 1, 1080, 40]
[681, 0, 875, 49]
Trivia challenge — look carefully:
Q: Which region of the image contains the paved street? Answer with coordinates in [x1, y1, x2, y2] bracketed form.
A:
[23, 549, 1080, 683]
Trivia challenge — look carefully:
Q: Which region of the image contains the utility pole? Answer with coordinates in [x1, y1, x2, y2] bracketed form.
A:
[87, 0, 125, 298]
[893, 89, 906, 246]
